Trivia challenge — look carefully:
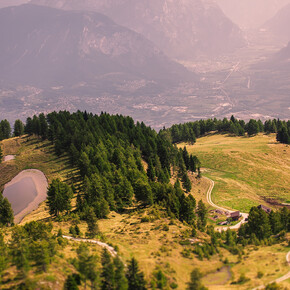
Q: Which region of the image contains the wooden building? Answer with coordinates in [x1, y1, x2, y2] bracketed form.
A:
[257, 205, 272, 214]
[230, 211, 241, 221]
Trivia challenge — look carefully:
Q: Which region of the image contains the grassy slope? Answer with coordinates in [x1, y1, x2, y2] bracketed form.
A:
[181, 133, 290, 212]
[1, 135, 289, 289]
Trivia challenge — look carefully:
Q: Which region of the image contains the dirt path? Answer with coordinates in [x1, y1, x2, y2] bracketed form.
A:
[204, 176, 290, 288]
[203, 176, 248, 231]
[62, 235, 117, 257]
[253, 251, 290, 289]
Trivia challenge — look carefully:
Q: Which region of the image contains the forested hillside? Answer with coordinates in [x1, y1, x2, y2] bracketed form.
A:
[24, 111, 200, 224]
[1, 113, 290, 289]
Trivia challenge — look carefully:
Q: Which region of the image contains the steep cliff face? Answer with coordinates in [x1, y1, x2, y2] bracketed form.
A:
[0, 4, 192, 86]
[30, 0, 245, 60]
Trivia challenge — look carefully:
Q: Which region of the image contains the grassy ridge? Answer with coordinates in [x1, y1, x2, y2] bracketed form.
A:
[182, 133, 290, 212]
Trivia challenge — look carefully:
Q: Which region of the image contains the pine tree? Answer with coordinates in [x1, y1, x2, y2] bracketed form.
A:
[247, 207, 271, 240]
[13, 119, 25, 137]
[0, 231, 8, 283]
[114, 256, 128, 290]
[0, 193, 14, 226]
[31, 240, 50, 272]
[46, 179, 73, 217]
[126, 258, 147, 290]
[9, 227, 30, 277]
[187, 268, 207, 290]
[197, 200, 207, 230]
[77, 244, 98, 289]
[246, 119, 259, 136]
[0, 120, 11, 140]
[64, 274, 80, 290]
[86, 207, 100, 238]
[101, 249, 115, 290]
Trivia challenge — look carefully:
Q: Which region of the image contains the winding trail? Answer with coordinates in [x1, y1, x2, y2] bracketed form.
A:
[203, 176, 248, 231]
[62, 235, 117, 257]
[203, 176, 290, 287]
[253, 251, 290, 289]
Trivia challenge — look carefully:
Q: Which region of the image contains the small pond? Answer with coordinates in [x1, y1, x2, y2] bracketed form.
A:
[3, 177, 38, 215]
[2, 169, 48, 223]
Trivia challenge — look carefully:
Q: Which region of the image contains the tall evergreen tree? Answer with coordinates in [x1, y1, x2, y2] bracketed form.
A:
[126, 258, 146, 290]
[0, 120, 11, 140]
[101, 249, 115, 290]
[246, 207, 271, 240]
[9, 227, 30, 277]
[0, 231, 8, 283]
[46, 179, 73, 217]
[85, 207, 100, 238]
[197, 200, 207, 230]
[77, 244, 98, 289]
[186, 268, 207, 290]
[13, 119, 24, 137]
[114, 256, 128, 290]
[0, 193, 14, 226]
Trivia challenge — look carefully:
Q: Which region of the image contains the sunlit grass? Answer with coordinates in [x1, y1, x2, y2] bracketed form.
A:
[181, 133, 290, 212]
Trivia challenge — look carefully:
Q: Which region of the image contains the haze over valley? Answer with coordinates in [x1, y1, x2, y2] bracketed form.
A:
[0, 1, 290, 289]
[0, 0, 289, 128]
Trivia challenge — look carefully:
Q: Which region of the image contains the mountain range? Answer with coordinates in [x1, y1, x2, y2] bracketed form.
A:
[30, 0, 245, 60]
[0, 4, 192, 87]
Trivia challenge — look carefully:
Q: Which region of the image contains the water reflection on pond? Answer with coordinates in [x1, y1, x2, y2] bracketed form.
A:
[3, 177, 38, 215]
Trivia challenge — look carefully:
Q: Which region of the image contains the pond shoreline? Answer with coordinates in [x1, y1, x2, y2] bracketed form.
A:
[3, 169, 48, 224]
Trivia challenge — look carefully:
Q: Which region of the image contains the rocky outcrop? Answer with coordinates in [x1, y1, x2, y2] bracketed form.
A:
[0, 4, 192, 86]
[30, 0, 245, 60]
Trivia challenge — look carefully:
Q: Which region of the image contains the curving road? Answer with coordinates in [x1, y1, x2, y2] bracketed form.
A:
[253, 251, 290, 289]
[203, 176, 248, 231]
[203, 176, 290, 287]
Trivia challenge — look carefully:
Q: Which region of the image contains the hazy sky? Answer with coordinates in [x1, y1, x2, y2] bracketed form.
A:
[1, 0, 290, 30]
[215, 0, 290, 29]
[0, 0, 29, 8]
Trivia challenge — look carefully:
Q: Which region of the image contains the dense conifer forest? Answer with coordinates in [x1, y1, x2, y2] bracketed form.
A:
[22, 111, 201, 224]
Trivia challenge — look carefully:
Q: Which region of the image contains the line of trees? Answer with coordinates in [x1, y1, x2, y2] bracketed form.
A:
[165, 116, 290, 144]
[0, 119, 25, 141]
[238, 206, 290, 242]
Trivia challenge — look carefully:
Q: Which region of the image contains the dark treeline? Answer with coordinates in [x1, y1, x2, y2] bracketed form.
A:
[238, 206, 290, 243]
[165, 116, 290, 145]
[23, 111, 201, 225]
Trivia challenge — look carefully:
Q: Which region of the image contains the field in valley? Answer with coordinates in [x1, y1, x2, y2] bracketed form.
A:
[182, 133, 290, 212]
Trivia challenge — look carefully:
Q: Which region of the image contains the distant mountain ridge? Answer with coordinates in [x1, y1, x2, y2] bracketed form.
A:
[0, 4, 192, 86]
[262, 3, 290, 43]
[30, 0, 245, 60]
